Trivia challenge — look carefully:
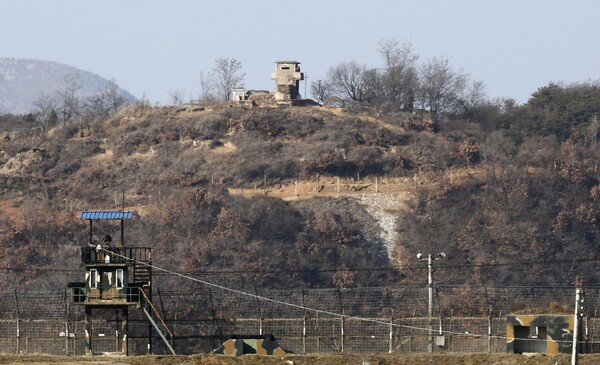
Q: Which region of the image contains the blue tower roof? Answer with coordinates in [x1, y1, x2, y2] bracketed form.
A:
[80, 211, 133, 220]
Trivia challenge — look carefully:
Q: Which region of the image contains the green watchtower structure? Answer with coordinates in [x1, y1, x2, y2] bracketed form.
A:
[68, 211, 155, 355]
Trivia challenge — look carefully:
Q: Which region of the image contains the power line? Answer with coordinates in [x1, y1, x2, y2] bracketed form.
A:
[102, 247, 439, 334]
[98, 247, 581, 345]
[0, 256, 599, 274]
[396, 227, 600, 247]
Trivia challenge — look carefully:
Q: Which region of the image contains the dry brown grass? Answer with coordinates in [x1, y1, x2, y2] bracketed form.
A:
[0, 353, 598, 365]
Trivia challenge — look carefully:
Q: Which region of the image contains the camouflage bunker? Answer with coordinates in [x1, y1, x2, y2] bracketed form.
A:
[506, 314, 576, 354]
[271, 60, 304, 104]
[212, 335, 290, 357]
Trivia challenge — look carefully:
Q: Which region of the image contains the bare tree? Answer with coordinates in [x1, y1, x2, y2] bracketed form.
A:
[326, 61, 367, 103]
[378, 38, 419, 110]
[83, 93, 110, 120]
[418, 57, 467, 120]
[211, 58, 245, 101]
[32, 93, 58, 132]
[81, 79, 128, 120]
[168, 88, 186, 106]
[135, 92, 151, 113]
[454, 79, 488, 121]
[362, 68, 385, 104]
[310, 80, 333, 104]
[104, 79, 127, 115]
[198, 71, 217, 102]
[58, 74, 82, 124]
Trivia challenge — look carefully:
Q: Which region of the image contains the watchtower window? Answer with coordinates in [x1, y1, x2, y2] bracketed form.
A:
[281, 65, 290, 70]
[116, 269, 124, 288]
[89, 269, 98, 288]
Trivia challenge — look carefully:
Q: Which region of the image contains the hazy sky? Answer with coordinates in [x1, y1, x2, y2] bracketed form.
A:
[2, 0, 599, 105]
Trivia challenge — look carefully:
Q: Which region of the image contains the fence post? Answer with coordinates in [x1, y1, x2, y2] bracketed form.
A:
[301, 287, 306, 354]
[389, 316, 393, 354]
[208, 288, 221, 349]
[387, 288, 393, 353]
[316, 311, 320, 353]
[259, 316, 263, 336]
[336, 177, 340, 193]
[484, 285, 492, 353]
[338, 288, 344, 353]
[65, 291, 69, 355]
[254, 286, 263, 336]
[340, 316, 345, 353]
[449, 308, 454, 352]
[15, 290, 20, 354]
[488, 316, 492, 353]
[375, 177, 379, 193]
[584, 316, 589, 354]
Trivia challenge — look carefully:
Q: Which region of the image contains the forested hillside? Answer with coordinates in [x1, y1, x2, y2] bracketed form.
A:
[1, 80, 600, 293]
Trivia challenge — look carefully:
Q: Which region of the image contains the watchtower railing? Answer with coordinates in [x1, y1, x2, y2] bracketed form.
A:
[69, 283, 142, 304]
[81, 247, 152, 265]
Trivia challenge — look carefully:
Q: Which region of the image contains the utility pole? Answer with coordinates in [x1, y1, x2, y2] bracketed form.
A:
[572, 287, 582, 365]
[316, 79, 322, 104]
[417, 252, 446, 353]
[304, 73, 308, 100]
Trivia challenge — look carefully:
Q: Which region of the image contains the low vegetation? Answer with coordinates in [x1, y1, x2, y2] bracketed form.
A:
[0, 353, 599, 365]
[0, 79, 600, 295]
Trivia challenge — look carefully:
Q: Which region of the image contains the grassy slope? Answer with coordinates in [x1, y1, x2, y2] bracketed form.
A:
[2, 103, 600, 290]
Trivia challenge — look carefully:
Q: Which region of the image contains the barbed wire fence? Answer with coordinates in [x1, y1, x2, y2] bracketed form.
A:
[2, 285, 600, 355]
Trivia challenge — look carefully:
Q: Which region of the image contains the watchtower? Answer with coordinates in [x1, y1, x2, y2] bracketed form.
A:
[271, 61, 304, 104]
[68, 211, 173, 355]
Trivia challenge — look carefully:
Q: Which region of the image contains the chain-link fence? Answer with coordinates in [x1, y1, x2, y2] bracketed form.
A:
[0, 285, 598, 355]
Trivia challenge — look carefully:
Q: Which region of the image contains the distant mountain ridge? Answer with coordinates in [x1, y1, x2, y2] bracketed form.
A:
[0, 58, 136, 114]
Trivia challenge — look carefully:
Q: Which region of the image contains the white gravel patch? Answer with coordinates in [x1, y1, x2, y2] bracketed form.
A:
[356, 193, 410, 258]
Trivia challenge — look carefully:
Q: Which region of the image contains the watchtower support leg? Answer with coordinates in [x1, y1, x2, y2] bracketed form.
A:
[122, 307, 129, 355]
[85, 306, 92, 355]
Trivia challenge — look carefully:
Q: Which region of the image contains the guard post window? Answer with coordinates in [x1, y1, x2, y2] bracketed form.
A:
[89, 269, 98, 288]
[116, 269, 124, 288]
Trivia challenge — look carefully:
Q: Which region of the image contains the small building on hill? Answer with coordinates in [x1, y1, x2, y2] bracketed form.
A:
[232, 61, 315, 107]
[231, 88, 247, 102]
[271, 61, 304, 105]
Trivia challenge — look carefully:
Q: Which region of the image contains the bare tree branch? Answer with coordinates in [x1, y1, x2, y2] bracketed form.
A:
[212, 58, 245, 101]
[418, 57, 467, 120]
[32, 93, 58, 132]
[327, 61, 367, 103]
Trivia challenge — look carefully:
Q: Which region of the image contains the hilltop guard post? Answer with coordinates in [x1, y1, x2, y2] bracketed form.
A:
[68, 211, 168, 355]
[271, 60, 304, 104]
